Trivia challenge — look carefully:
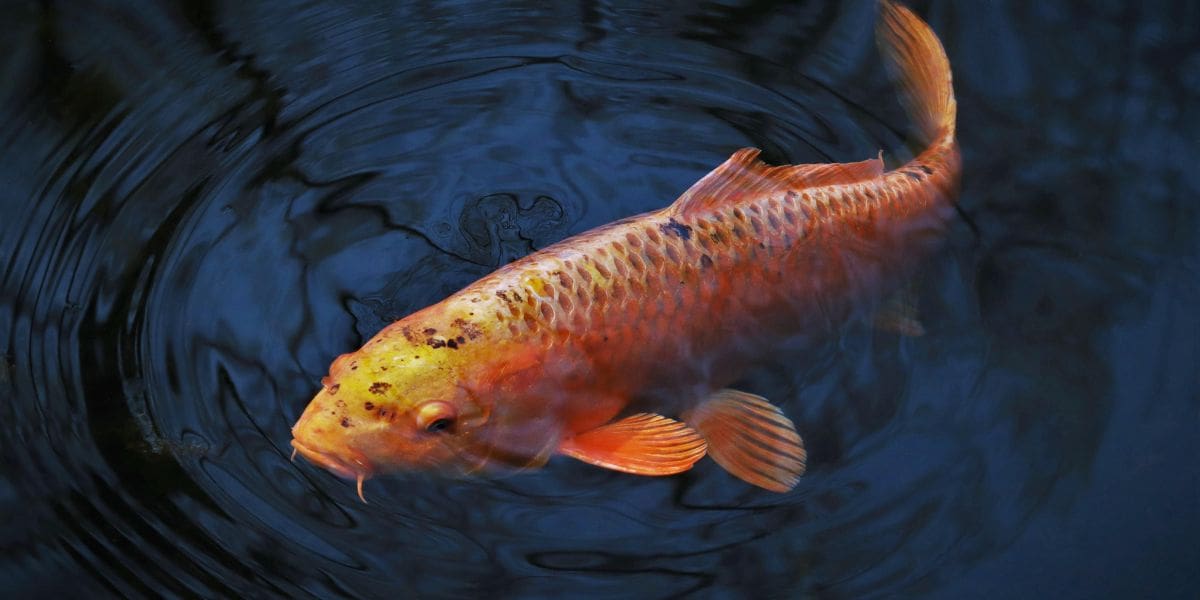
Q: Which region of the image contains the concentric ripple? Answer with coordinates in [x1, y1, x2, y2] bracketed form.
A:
[3, 1, 1197, 598]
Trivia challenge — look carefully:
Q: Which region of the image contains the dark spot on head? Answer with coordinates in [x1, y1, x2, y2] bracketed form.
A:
[401, 326, 415, 342]
[428, 338, 446, 348]
[700, 255, 714, 268]
[423, 327, 437, 335]
[919, 164, 934, 174]
[456, 336, 465, 344]
[328, 384, 340, 395]
[340, 418, 351, 428]
[662, 219, 691, 240]
[350, 365, 358, 371]
[452, 318, 483, 340]
[369, 382, 391, 395]
[446, 339, 458, 349]
[364, 402, 375, 410]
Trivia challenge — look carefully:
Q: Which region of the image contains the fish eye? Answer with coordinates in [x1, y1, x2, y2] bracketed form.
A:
[426, 418, 453, 433]
[415, 401, 457, 434]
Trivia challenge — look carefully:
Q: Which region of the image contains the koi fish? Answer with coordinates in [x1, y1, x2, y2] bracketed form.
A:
[291, 0, 959, 501]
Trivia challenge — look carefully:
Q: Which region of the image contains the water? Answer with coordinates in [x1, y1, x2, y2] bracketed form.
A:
[1, 1, 1196, 598]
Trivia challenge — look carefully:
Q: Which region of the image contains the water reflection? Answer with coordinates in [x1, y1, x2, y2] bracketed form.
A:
[1, 0, 1196, 598]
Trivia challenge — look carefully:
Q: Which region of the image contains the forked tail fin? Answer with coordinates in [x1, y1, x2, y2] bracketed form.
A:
[877, 1, 957, 146]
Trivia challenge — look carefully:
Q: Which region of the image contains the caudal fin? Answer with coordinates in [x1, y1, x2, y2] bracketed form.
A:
[877, 1, 957, 146]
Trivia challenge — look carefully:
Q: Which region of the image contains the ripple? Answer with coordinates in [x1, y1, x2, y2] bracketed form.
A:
[2, 1, 1195, 598]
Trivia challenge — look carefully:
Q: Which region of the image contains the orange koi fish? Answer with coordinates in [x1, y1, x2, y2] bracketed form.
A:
[291, 0, 959, 500]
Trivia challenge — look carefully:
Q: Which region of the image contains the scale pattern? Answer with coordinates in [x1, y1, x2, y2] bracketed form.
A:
[462, 135, 959, 399]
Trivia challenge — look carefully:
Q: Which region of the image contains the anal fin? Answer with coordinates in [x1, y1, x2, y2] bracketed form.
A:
[559, 413, 708, 476]
[684, 389, 806, 493]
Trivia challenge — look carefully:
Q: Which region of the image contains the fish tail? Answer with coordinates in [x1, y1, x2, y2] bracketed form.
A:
[877, 0, 957, 146]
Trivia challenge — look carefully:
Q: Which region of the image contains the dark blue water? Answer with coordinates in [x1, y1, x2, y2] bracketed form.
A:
[2, 1, 1196, 598]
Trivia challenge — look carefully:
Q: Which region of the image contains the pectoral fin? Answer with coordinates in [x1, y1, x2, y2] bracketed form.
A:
[559, 413, 708, 476]
[684, 389, 807, 493]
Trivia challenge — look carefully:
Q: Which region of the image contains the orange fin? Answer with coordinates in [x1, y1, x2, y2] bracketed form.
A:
[877, 0, 957, 144]
[559, 413, 708, 476]
[669, 148, 883, 217]
[684, 389, 806, 493]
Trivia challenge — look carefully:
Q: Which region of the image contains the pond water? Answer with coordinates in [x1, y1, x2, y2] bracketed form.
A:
[1, 1, 1196, 598]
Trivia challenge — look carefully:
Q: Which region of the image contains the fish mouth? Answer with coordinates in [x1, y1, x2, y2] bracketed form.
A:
[290, 438, 371, 482]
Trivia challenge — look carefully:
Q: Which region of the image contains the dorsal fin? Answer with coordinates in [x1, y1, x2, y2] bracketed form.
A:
[670, 148, 884, 218]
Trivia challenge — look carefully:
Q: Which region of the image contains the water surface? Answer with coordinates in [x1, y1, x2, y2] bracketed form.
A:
[1, 1, 1197, 598]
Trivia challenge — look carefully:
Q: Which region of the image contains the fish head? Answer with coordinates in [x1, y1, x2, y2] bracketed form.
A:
[290, 310, 557, 488]
[291, 347, 489, 483]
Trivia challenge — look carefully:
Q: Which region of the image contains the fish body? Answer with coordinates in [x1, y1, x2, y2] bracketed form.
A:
[291, 0, 959, 497]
